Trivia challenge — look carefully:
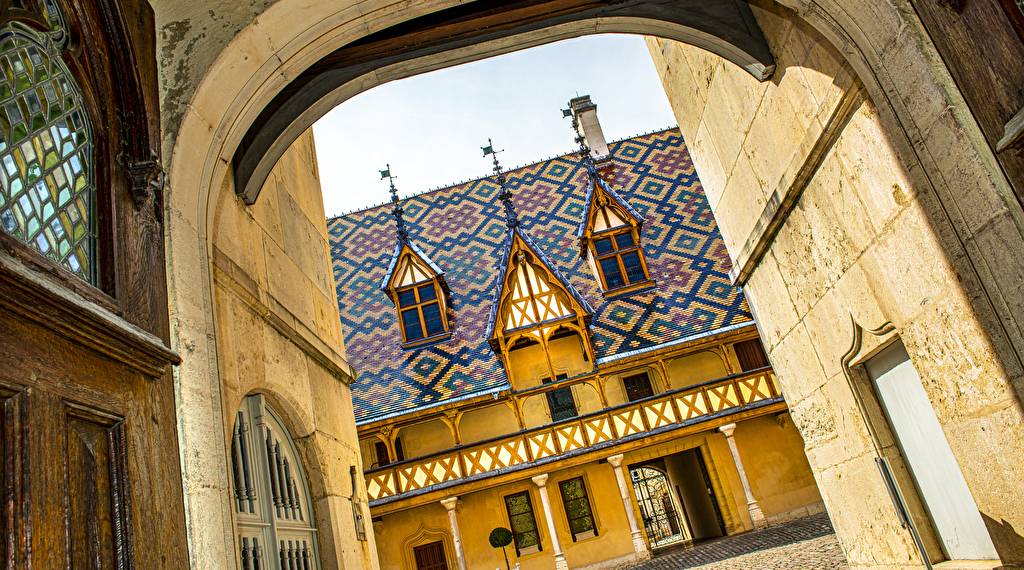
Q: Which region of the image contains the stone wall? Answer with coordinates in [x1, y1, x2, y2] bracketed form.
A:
[646, 2, 1024, 567]
[183, 128, 377, 570]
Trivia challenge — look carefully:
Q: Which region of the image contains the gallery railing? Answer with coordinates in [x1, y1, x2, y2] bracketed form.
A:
[364, 367, 781, 502]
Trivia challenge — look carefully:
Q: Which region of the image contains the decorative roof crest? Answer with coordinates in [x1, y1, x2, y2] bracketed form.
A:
[482, 139, 519, 229]
[381, 164, 409, 242]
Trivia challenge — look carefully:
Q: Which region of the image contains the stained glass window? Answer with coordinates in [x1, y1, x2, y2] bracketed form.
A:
[0, 16, 95, 284]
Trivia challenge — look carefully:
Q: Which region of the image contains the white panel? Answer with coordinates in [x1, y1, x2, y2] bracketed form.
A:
[866, 341, 997, 560]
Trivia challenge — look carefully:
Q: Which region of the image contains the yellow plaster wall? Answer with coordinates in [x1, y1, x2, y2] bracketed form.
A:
[399, 419, 456, 459]
[460, 404, 520, 445]
[732, 416, 822, 518]
[507, 334, 590, 390]
[666, 351, 727, 389]
[604, 366, 665, 407]
[573, 383, 603, 415]
[372, 462, 636, 570]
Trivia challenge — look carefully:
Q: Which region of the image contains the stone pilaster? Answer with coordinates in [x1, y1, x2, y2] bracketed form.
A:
[441, 497, 468, 570]
[606, 454, 650, 558]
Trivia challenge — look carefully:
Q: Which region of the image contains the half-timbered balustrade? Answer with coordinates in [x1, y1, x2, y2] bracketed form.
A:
[364, 367, 781, 503]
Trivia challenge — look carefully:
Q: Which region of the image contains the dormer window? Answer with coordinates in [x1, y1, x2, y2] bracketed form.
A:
[397, 279, 444, 341]
[383, 244, 452, 348]
[578, 182, 653, 295]
[591, 226, 647, 289]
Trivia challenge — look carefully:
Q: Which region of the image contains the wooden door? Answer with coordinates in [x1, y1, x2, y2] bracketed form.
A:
[414, 541, 449, 570]
[0, 0, 187, 567]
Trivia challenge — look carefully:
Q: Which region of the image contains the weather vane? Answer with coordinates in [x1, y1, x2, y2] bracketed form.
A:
[381, 164, 409, 242]
[482, 139, 519, 229]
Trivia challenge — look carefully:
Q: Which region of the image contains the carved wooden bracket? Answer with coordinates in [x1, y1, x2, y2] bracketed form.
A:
[125, 158, 164, 209]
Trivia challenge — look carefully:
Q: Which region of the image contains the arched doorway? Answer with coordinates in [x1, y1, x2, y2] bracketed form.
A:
[159, 1, 1024, 569]
[630, 465, 691, 548]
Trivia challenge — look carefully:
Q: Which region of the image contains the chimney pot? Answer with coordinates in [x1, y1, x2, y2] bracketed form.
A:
[570, 95, 611, 165]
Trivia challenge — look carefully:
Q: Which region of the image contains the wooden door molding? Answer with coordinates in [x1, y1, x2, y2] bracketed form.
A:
[0, 247, 180, 377]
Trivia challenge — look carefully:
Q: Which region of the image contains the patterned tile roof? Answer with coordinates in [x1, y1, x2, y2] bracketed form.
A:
[328, 128, 753, 424]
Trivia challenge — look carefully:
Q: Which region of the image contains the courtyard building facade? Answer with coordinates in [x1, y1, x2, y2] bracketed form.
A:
[328, 104, 825, 570]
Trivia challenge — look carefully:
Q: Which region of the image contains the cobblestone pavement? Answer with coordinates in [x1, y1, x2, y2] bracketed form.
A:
[635, 513, 849, 570]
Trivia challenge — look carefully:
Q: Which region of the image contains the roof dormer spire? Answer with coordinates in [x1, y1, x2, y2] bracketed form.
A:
[482, 139, 519, 229]
[381, 164, 409, 242]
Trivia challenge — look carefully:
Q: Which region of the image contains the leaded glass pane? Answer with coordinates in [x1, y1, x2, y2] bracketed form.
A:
[0, 17, 94, 283]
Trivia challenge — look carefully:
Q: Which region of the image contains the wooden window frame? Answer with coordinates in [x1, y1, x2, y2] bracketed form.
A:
[373, 440, 390, 467]
[558, 477, 598, 542]
[0, 1, 168, 331]
[541, 373, 577, 422]
[734, 339, 770, 372]
[622, 372, 655, 402]
[396, 278, 450, 347]
[587, 227, 652, 294]
[504, 490, 542, 556]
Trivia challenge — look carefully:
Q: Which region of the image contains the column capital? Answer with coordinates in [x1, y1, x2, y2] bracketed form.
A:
[531, 473, 549, 487]
[440, 496, 459, 511]
[718, 422, 738, 437]
[606, 454, 624, 468]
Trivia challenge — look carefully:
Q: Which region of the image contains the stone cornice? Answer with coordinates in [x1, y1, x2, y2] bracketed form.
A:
[730, 69, 865, 287]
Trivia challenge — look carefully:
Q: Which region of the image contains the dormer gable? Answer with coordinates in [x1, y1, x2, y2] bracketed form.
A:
[575, 176, 645, 253]
[486, 228, 596, 387]
[380, 240, 449, 301]
[488, 229, 592, 337]
[381, 241, 452, 347]
[575, 176, 653, 294]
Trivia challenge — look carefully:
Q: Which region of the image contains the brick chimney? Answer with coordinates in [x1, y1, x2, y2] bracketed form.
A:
[570, 95, 612, 165]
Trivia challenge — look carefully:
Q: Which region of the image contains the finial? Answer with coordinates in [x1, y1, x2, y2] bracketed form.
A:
[483, 139, 519, 229]
[563, 103, 597, 178]
[381, 164, 409, 242]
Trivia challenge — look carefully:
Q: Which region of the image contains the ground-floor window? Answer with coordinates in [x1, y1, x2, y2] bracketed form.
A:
[504, 491, 542, 555]
[558, 477, 597, 541]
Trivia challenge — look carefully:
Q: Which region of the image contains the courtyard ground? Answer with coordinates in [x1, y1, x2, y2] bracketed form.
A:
[635, 512, 849, 570]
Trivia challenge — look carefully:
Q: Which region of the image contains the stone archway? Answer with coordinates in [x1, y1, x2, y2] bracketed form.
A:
[158, 1, 1024, 569]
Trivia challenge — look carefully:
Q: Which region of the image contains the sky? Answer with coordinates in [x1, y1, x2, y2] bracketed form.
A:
[312, 34, 679, 218]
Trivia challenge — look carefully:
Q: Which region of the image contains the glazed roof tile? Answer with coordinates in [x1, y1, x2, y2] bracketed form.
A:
[328, 128, 753, 423]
